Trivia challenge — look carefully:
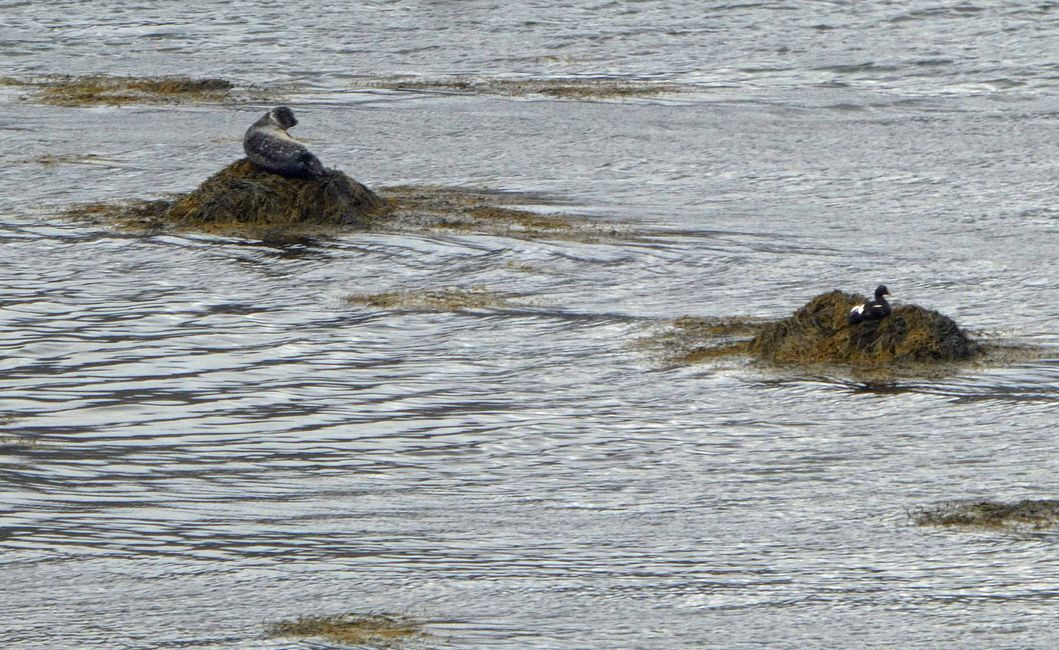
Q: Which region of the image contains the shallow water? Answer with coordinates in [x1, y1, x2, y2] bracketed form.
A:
[1, 1, 1058, 648]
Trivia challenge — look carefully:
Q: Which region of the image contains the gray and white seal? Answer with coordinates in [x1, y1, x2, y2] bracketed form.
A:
[243, 106, 326, 179]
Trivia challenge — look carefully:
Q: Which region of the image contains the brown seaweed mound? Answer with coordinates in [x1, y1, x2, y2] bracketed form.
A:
[748, 290, 978, 365]
[914, 500, 1059, 530]
[166, 159, 381, 230]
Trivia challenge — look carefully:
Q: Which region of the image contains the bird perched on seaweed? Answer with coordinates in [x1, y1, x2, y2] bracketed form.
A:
[243, 106, 326, 179]
[848, 284, 892, 325]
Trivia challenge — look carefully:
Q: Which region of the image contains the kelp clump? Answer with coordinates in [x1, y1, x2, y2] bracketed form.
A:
[913, 500, 1059, 531]
[748, 290, 978, 366]
[166, 159, 381, 232]
[266, 613, 426, 647]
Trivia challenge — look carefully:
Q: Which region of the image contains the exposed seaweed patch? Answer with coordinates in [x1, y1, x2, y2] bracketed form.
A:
[353, 75, 681, 100]
[4, 75, 235, 106]
[640, 297, 1040, 377]
[638, 316, 767, 368]
[265, 613, 426, 647]
[56, 161, 635, 242]
[165, 159, 382, 233]
[913, 500, 1059, 531]
[748, 290, 979, 366]
[348, 287, 513, 312]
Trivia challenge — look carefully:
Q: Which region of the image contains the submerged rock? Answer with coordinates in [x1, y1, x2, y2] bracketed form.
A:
[748, 290, 978, 365]
[166, 159, 381, 230]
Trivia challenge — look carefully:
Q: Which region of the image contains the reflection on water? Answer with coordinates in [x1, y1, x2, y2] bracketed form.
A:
[1, 1, 1058, 648]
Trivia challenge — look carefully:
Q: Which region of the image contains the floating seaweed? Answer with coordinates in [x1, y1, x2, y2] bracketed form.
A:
[352, 75, 681, 100]
[379, 185, 594, 239]
[913, 499, 1059, 531]
[638, 316, 766, 368]
[3, 75, 235, 106]
[19, 152, 106, 166]
[348, 287, 513, 312]
[265, 613, 427, 647]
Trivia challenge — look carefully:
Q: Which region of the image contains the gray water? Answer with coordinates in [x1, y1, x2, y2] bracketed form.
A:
[1, 1, 1058, 648]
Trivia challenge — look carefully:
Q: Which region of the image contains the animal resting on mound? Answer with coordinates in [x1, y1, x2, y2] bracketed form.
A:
[848, 284, 892, 325]
[243, 106, 326, 179]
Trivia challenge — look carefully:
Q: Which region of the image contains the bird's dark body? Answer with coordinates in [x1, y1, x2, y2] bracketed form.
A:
[848, 285, 892, 325]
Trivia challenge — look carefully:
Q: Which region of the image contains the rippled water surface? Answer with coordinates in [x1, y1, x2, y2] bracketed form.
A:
[2, 1, 1058, 648]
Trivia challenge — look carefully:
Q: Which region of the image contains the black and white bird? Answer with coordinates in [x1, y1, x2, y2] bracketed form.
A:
[848, 284, 892, 325]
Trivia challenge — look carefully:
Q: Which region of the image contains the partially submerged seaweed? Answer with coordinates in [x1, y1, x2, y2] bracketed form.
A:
[748, 290, 978, 365]
[58, 159, 633, 242]
[638, 316, 766, 367]
[380, 185, 626, 242]
[20, 153, 106, 166]
[353, 76, 681, 100]
[266, 613, 426, 647]
[4, 75, 234, 106]
[348, 287, 512, 312]
[643, 291, 1009, 376]
[913, 500, 1059, 531]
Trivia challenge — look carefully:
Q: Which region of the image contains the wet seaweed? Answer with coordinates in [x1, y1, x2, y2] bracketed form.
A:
[379, 185, 628, 242]
[913, 500, 1059, 531]
[166, 159, 382, 232]
[265, 613, 426, 647]
[747, 290, 979, 366]
[348, 287, 512, 312]
[353, 75, 681, 100]
[58, 160, 636, 242]
[639, 292, 1032, 377]
[4, 75, 235, 106]
[62, 159, 383, 239]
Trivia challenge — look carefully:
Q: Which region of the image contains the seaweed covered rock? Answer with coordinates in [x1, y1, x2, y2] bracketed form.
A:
[165, 159, 381, 231]
[748, 290, 978, 365]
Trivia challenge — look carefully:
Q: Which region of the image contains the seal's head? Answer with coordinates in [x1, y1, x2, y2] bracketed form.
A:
[270, 106, 298, 130]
